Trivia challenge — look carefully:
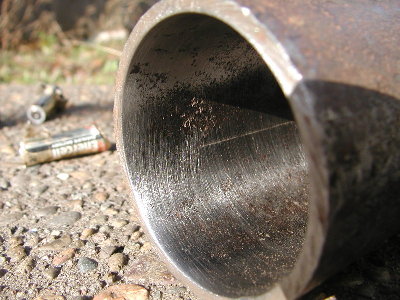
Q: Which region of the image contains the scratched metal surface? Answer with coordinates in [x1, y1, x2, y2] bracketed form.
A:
[114, 0, 400, 299]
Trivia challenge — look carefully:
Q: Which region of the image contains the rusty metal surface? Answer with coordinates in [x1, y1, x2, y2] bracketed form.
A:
[114, 0, 400, 299]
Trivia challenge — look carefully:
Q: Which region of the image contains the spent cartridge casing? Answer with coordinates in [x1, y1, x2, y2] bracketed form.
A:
[27, 84, 68, 124]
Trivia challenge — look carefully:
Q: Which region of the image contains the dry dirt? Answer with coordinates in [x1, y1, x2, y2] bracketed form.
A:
[0, 85, 399, 300]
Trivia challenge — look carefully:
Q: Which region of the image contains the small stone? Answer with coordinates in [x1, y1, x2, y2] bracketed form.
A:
[103, 208, 119, 216]
[0, 256, 6, 265]
[47, 211, 81, 227]
[104, 272, 117, 284]
[71, 193, 86, 201]
[67, 200, 83, 210]
[16, 257, 34, 274]
[127, 242, 142, 252]
[44, 266, 60, 279]
[34, 295, 65, 300]
[108, 253, 127, 272]
[9, 236, 24, 247]
[124, 224, 140, 236]
[38, 235, 72, 251]
[26, 233, 40, 247]
[110, 219, 128, 229]
[52, 248, 75, 266]
[8, 246, 26, 262]
[0, 268, 7, 278]
[56, 173, 70, 181]
[92, 233, 110, 245]
[93, 284, 148, 300]
[140, 242, 152, 252]
[91, 215, 108, 225]
[99, 246, 118, 259]
[11, 174, 31, 188]
[70, 171, 91, 181]
[0, 178, 10, 190]
[94, 192, 109, 202]
[50, 230, 62, 236]
[82, 182, 94, 191]
[78, 257, 98, 273]
[35, 206, 59, 217]
[80, 228, 96, 240]
[130, 231, 143, 241]
[31, 184, 49, 197]
[70, 239, 85, 249]
[10, 203, 23, 212]
[0, 212, 24, 226]
[151, 290, 162, 300]
[99, 225, 112, 233]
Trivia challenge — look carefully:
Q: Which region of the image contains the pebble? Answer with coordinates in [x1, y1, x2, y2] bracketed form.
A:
[71, 192, 87, 201]
[108, 253, 127, 272]
[0, 268, 7, 278]
[94, 192, 109, 202]
[38, 235, 72, 251]
[93, 284, 149, 300]
[10, 174, 31, 188]
[44, 266, 60, 280]
[80, 228, 96, 240]
[67, 200, 83, 210]
[99, 225, 112, 233]
[56, 173, 70, 181]
[52, 248, 76, 266]
[16, 257, 34, 274]
[26, 233, 40, 247]
[70, 171, 91, 181]
[34, 295, 65, 300]
[31, 184, 49, 197]
[92, 233, 110, 245]
[103, 208, 119, 216]
[78, 257, 98, 273]
[10, 203, 23, 212]
[9, 236, 24, 247]
[140, 242, 152, 252]
[82, 182, 94, 191]
[130, 231, 143, 241]
[91, 215, 108, 225]
[124, 224, 140, 236]
[35, 206, 59, 217]
[47, 211, 82, 227]
[103, 273, 117, 284]
[0, 212, 24, 226]
[7, 246, 26, 262]
[99, 246, 118, 259]
[0, 177, 10, 190]
[70, 239, 85, 249]
[110, 219, 129, 229]
[0, 255, 6, 265]
[50, 230, 62, 237]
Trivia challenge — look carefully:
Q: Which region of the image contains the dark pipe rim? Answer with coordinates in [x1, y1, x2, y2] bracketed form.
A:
[114, 0, 328, 299]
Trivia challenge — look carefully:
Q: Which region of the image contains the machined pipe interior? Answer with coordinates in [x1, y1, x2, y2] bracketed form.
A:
[115, 1, 400, 299]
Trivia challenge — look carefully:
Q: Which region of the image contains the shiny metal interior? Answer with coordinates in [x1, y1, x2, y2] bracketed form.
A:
[121, 14, 309, 297]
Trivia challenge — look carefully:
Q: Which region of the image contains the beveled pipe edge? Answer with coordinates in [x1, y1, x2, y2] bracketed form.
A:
[114, 0, 329, 299]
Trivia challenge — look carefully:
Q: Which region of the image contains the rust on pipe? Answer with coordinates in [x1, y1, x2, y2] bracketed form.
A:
[114, 0, 400, 299]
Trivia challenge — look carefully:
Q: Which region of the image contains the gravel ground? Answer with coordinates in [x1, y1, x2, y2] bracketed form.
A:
[0, 85, 399, 300]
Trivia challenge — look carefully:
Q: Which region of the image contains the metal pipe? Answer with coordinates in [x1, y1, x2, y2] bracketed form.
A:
[114, 0, 400, 299]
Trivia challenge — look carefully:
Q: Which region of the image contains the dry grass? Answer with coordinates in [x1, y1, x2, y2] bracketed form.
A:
[0, 33, 123, 84]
